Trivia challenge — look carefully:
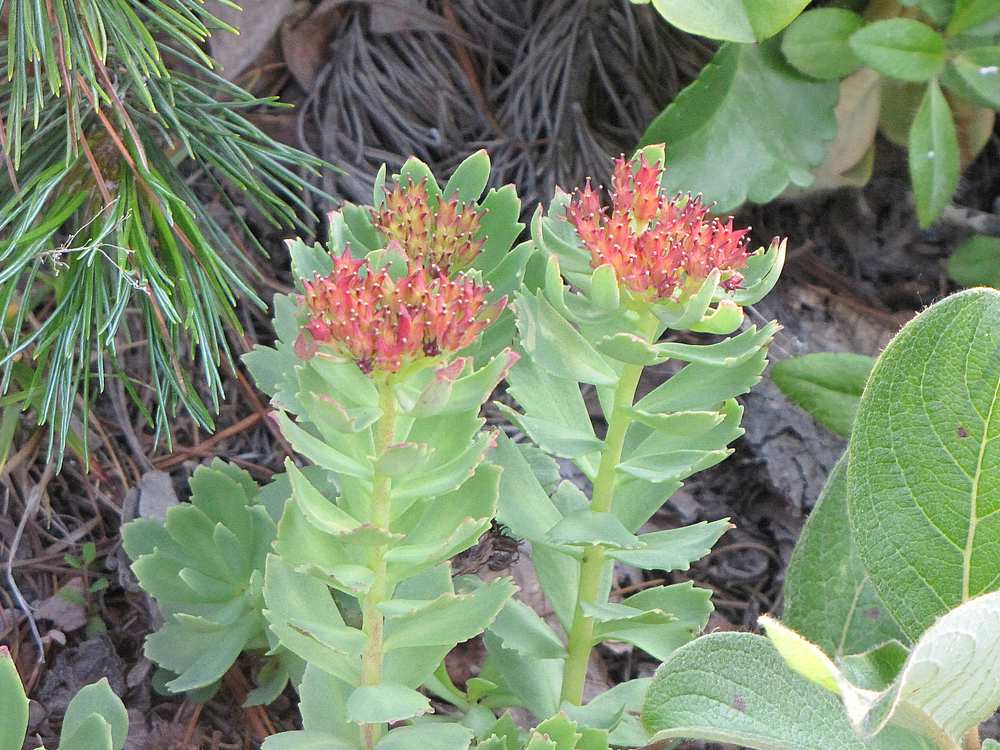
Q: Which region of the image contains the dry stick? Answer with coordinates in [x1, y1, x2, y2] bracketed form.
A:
[4, 462, 56, 663]
[153, 412, 265, 470]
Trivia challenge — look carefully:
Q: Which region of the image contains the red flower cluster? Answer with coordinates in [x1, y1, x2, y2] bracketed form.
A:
[567, 155, 750, 299]
[373, 179, 484, 274]
[299, 253, 504, 374]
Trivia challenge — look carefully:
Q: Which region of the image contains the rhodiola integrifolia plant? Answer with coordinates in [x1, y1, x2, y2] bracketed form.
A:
[125, 149, 784, 749]
[483, 144, 784, 739]
[244, 152, 533, 749]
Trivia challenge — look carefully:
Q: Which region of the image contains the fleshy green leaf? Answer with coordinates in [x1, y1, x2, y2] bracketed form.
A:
[640, 42, 838, 211]
[346, 683, 431, 723]
[60, 679, 128, 750]
[58, 714, 114, 750]
[848, 288, 1000, 641]
[781, 8, 865, 80]
[513, 292, 617, 386]
[444, 150, 491, 202]
[0, 647, 27, 750]
[377, 724, 475, 750]
[545, 511, 641, 550]
[261, 731, 357, 750]
[948, 234, 1000, 289]
[771, 352, 875, 438]
[648, 0, 810, 42]
[848, 19, 947, 82]
[607, 519, 730, 572]
[382, 579, 515, 651]
[641, 632, 935, 749]
[490, 598, 567, 659]
[783, 456, 907, 658]
[909, 80, 961, 228]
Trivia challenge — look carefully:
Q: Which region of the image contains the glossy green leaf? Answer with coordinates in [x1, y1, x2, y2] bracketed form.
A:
[771, 352, 875, 437]
[640, 42, 838, 211]
[641, 633, 936, 749]
[60, 679, 128, 750]
[948, 234, 1000, 288]
[781, 8, 865, 80]
[848, 19, 947, 82]
[648, 0, 810, 42]
[908, 81, 960, 228]
[346, 683, 430, 723]
[848, 289, 1000, 641]
[0, 647, 27, 750]
[783, 457, 907, 658]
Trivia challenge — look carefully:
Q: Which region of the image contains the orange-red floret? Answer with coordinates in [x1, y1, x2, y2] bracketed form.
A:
[299, 253, 504, 374]
[567, 155, 751, 299]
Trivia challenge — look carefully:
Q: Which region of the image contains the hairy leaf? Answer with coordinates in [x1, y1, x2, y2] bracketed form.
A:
[783, 456, 906, 657]
[848, 19, 947, 82]
[848, 288, 1000, 640]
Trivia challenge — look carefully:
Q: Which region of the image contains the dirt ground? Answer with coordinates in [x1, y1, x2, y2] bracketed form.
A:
[2, 2, 999, 747]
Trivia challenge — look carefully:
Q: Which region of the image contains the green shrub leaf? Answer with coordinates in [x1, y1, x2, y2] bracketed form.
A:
[641, 632, 936, 749]
[947, 0, 1000, 34]
[848, 19, 947, 82]
[640, 42, 838, 211]
[648, 0, 810, 42]
[771, 352, 876, 437]
[945, 47, 1000, 109]
[781, 8, 865, 80]
[848, 288, 1000, 641]
[948, 234, 1000, 288]
[783, 456, 907, 657]
[908, 81, 960, 228]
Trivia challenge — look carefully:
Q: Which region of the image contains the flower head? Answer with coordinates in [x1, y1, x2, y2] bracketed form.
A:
[298, 253, 504, 375]
[373, 179, 484, 274]
[567, 154, 751, 299]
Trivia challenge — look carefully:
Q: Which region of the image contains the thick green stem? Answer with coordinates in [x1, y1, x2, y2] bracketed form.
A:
[360, 380, 397, 749]
[560, 312, 659, 706]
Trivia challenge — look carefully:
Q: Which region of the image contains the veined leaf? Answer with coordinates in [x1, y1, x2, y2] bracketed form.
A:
[640, 42, 838, 211]
[849, 289, 1000, 641]
[641, 633, 936, 749]
[783, 456, 907, 658]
